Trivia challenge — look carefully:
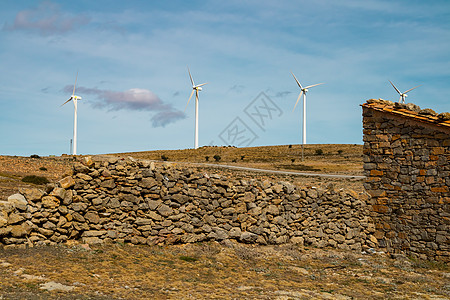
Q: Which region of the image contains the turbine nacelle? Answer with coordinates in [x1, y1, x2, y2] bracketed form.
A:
[291, 71, 324, 112]
[389, 80, 420, 104]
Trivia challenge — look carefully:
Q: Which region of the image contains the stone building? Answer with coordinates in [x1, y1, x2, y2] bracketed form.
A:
[362, 99, 450, 261]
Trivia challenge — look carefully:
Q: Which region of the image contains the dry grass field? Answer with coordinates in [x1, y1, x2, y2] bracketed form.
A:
[117, 144, 364, 175]
[1, 145, 449, 299]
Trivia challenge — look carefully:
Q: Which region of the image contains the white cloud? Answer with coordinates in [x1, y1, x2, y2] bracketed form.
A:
[3, 1, 90, 35]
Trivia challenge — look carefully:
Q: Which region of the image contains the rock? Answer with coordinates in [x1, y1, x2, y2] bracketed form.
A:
[240, 231, 258, 243]
[82, 230, 106, 237]
[419, 108, 437, 116]
[437, 112, 450, 121]
[0, 201, 14, 213]
[40, 281, 75, 292]
[50, 187, 66, 200]
[84, 211, 100, 224]
[100, 179, 115, 189]
[82, 156, 95, 167]
[72, 203, 88, 212]
[171, 194, 189, 204]
[290, 236, 304, 245]
[7, 194, 28, 211]
[147, 211, 163, 221]
[135, 217, 152, 226]
[8, 213, 25, 225]
[58, 176, 75, 189]
[265, 205, 279, 216]
[272, 184, 283, 193]
[0, 215, 7, 227]
[0, 227, 12, 236]
[140, 177, 158, 189]
[229, 227, 242, 239]
[10, 225, 27, 237]
[19, 187, 45, 202]
[157, 204, 173, 217]
[77, 173, 92, 181]
[242, 192, 255, 202]
[41, 196, 60, 209]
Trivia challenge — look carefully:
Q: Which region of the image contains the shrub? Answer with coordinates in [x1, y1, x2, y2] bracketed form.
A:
[232, 159, 237, 163]
[241, 155, 245, 161]
[205, 156, 209, 162]
[291, 158, 295, 163]
[315, 149, 323, 156]
[179, 256, 198, 262]
[39, 167, 48, 171]
[30, 154, 40, 159]
[337, 150, 343, 155]
[213, 155, 221, 162]
[288, 145, 292, 149]
[22, 175, 49, 185]
[161, 155, 168, 161]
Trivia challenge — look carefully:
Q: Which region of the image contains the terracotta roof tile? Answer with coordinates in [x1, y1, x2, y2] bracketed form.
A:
[362, 100, 450, 130]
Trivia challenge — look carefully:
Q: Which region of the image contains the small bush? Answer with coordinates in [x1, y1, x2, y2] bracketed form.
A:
[337, 150, 343, 155]
[232, 159, 237, 163]
[241, 155, 245, 161]
[22, 175, 49, 185]
[291, 158, 295, 163]
[213, 155, 221, 162]
[30, 154, 40, 159]
[161, 155, 168, 161]
[205, 156, 209, 162]
[39, 167, 47, 171]
[315, 149, 323, 156]
[179, 255, 198, 262]
[288, 145, 292, 149]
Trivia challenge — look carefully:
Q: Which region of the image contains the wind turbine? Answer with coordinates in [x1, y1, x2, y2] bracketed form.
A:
[291, 71, 324, 160]
[185, 67, 208, 149]
[61, 72, 82, 155]
[389, 80, 421, 104]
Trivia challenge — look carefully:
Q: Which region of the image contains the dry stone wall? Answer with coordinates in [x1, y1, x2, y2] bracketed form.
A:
[1, 156, 376, 251]
[362, 99, 450, 261]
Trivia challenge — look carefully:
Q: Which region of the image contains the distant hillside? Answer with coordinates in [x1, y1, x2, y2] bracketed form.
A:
[112, 144, 363, 176]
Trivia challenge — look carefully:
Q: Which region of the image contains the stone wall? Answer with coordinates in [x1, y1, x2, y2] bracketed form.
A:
[362, 99, 450, 261]
[1, 156, 375, 251]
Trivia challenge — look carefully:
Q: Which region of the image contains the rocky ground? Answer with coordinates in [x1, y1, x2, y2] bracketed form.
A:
[1, 146, 449, 299]
[1, 241, 449, 299]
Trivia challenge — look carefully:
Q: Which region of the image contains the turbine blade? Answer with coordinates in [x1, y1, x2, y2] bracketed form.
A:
[72, 71, 78, 96]
[404, 85, 421, 94]
[389, 80, 401, 95]
[292, 91, 303, 112]
[185, 89, 195, 111]
[196, 82, 208, 88]
[61, 98, 72, 107]
[291, 71, 303, 89]
[304, 83, 325, 89]
[188, 67, 195, 87]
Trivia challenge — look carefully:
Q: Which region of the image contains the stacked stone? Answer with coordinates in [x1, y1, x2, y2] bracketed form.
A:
[1, 156, 375, 251]
[362, 99, 450, 261]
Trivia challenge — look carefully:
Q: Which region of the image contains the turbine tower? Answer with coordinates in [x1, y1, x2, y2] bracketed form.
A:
[61, 72, 82, 155]
[291, 72, 324, 160]
[185, 67, 208, 149]
[389, 80, 420, 104]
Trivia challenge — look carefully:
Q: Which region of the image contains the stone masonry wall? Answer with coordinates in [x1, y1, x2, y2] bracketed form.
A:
[362, 99, 450, 261]
[1, 156, 376, 251]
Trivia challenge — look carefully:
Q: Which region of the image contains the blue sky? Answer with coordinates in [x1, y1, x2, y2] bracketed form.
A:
[1, 0, 449, 156]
